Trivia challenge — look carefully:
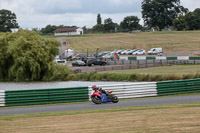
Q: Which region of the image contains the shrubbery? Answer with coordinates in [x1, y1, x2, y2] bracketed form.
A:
[63, 72, 200, 82]
[0, 29, 60, 81]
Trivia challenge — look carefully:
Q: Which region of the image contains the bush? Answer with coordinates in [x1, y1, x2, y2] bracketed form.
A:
[0, 29, 60, 81]
[48, 64, 73, 81]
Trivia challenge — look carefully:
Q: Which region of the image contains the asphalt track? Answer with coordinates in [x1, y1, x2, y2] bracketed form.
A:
[0, 95, 200, 116]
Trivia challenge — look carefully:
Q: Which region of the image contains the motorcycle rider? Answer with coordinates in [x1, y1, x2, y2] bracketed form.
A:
[92, 85, 107, 94]
[91, 85, 114, 100]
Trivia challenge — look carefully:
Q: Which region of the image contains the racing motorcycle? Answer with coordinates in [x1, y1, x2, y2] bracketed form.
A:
[91, 89, 119, 104]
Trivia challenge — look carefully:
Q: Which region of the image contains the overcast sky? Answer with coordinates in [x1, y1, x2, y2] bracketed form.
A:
[0, 0, 200, 29]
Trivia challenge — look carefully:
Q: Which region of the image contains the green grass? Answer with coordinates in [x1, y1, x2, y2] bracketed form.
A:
[1, 102, 200, 133]
[46, 33, 119, 38]
[100, 64, 200, 76]
[54, 31, 200, 53]
[1, 102, 200, 121]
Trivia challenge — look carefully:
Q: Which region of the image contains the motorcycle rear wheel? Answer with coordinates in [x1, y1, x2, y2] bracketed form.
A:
[112, 96, 119, 103]
[91, 96, 101, 104]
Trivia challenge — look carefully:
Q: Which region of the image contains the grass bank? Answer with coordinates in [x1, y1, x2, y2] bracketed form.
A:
[75, 64, 200, 81]
[61, 31, 200, 53]
[1, 102, 200, 133]
[100, 64, 200, 76]
[49, 64, 200, 81]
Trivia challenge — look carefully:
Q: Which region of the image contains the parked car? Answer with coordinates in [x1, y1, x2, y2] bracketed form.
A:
[116, 50, 123, 54]
[54, 55, 67, 65]
[132, 49, 146, 55]
[88, 59, 107, 66]
[130, 49, 140, 54]
[126, 50, 134, 55]
[72, 54, 86, 60]
[121, 49, 131, 55]
[102, 52, 119, 59]
[147, 48, 163, 55]
[98, 51, 110, 57]
[72, 60, 86, 67]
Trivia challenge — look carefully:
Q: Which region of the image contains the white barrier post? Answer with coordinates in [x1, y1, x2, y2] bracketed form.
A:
[0, 90, 5, 107]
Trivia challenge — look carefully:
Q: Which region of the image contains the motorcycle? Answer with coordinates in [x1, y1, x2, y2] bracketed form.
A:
[91, 89, 119, 104]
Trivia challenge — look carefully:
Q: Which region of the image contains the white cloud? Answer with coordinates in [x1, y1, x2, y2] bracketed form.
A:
[34, 0, 82, 14]
[181, 0, 200, 11]
[0, 0, 199, 29]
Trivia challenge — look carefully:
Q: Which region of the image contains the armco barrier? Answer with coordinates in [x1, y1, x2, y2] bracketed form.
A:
[5, 87, 89, 106]
[89, 82, 157, 99]
[157, 78, 200, 96]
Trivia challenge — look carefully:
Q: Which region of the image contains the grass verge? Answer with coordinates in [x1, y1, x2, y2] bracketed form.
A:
[100, 64, 200, 76]
[63, 31, 200, 53]
[0, 102, 200, 133]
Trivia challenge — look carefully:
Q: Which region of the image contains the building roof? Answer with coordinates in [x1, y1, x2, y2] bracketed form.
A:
[54, 27, 79, 33]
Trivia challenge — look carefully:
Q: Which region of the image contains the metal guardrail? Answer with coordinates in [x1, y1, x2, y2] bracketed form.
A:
[89, 82, 157, 99]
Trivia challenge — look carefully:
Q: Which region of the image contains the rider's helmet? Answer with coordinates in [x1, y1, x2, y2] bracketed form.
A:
[92, 85, 97, 90]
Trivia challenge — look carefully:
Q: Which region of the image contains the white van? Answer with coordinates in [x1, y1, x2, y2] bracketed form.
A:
[147, 48, 163, 55]
[65, 49, 75, 57]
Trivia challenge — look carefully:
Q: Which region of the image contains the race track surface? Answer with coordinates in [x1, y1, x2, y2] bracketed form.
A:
[0, 95, 200, 115]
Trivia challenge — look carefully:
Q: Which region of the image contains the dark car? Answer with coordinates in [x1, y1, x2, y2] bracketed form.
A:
[72, 60, 86, 67]
[87, 59, 107, 66]
[72, 54, 86, 61]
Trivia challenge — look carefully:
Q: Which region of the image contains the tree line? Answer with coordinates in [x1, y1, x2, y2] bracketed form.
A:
[1, 0, 200, 33]
[88, 14, 142, 33]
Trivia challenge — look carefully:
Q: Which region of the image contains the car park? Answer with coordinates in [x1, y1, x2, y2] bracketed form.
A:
[88, 59, 107, 66]
[72, 60, 86, 67]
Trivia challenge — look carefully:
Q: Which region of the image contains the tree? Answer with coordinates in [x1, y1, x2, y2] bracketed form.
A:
[173, 15, 187, 30]
[97, 14, 102, 25]
[184, 12, 198, 30]
[0, 29, 60, 81]
[173, 8, 200, 30]
[120, 16, 141, 32]
[104, 18, 115, 32]
[193, 8, 200, 29]
[92, 24, 104, 32]
[41, 24, 57, 34]
[142, 0, 187, 30]
[0, 9, 19, 32]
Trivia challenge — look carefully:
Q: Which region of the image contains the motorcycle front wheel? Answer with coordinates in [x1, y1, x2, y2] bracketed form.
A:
[112, 96, 119, 103]
[91, 96, 101, 104]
